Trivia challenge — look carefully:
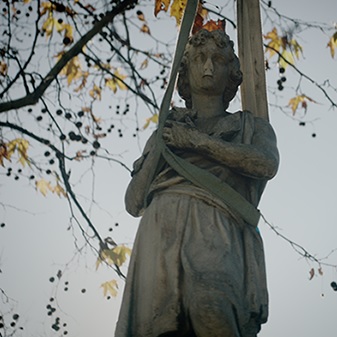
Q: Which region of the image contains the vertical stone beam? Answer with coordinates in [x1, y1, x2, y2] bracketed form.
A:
[237, 0, 269, 121]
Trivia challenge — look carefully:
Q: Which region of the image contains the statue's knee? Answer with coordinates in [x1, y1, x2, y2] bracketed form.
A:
[188, 299, 240, 337]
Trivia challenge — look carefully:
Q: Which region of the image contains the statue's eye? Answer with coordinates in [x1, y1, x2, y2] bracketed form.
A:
[213, 54, 226, 64]
[193, 53, 206, 63]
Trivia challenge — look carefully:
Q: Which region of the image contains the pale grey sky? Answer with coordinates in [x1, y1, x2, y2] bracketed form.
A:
[1, 1, 337, 336]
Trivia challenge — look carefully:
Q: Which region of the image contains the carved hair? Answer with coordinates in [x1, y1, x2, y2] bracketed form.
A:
[177, 29, 243, 110]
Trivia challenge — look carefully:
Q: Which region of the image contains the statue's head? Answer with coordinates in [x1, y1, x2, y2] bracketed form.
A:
[177, 29, 242, 110]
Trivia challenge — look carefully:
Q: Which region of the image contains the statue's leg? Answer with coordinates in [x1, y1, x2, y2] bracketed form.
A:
[187, 296, 242, 337]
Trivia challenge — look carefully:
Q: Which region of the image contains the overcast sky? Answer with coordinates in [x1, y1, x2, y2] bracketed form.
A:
[1, 1, 337, 336]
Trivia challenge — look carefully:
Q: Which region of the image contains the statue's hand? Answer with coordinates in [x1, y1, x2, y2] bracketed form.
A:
[162, 120, 199, 150]
[167, 107, 197, 124]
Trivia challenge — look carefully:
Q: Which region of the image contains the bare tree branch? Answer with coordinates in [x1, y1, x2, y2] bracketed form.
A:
[0, 0, 138, 113]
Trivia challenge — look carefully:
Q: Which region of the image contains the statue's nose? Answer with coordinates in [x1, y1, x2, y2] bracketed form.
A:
[203, 57, 213, 76]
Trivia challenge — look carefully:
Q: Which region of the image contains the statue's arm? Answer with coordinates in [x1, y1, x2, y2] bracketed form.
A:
[163, 117, 279, 179]
[124, 131, 158, 217]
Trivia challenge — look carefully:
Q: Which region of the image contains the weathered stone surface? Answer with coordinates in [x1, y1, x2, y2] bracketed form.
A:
[115, 29, 279, 337]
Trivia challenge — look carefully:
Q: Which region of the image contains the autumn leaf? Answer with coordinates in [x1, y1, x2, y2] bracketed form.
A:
[289, 39, 303, 59]
[60, 23, 74, 45]
[105, 69, 127, 93]
[279, 50, 295, 69]
[112, 245, 132, 267]
[264, 27, 302, 68]
[7, 138, 30, 166]
[154, 0, 170, 17]
[140, 23, 151, 35]
[140, 58, 149, 70]
[58, 53, 83, 85]
[36, 179, 53, 197]
[101, 280, 118, 297]
[170, 0, 186, 25]
[0, 61, 8, 76]
[74, 71, 89, 92]
[264, 27, 282, 58]
[89, 84, 102, 100]
[42, 14, 64, 37]
[0, 143, 10, 166]
[40, 1, 55, 16]
[136, 10, 146, 21]
[309, 267, 315, 280]
[143, 113, 158, 129]
[288, 94, 316, 115]
[96, 244, 131, 269]
[53, 182, 67, 197]
[327, 31, 337, 58]
[192, 4, 208, 34]
[201, 19, 225, 33]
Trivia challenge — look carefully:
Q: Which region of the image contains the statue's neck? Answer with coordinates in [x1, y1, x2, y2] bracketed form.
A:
[191, 93, 226, 119]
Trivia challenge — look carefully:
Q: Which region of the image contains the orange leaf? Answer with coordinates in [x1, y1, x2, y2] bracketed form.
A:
[0, 143, 9, 166]
[137, 10, 146, 21]
[0, 61, 8, 76]
[154, 0, 170, 17]
[140, 23, 151, 35]
[201, 19, 225, 33]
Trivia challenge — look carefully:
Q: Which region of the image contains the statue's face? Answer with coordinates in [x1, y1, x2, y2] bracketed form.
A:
[187, 39, 229, 96]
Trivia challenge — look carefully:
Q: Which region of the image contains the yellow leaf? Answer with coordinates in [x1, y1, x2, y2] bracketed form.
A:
[143, 113, 158, 129]
[105, 69, 127, 93]
[7, 138, 30, 166]
[154, 0, 170, 17]
[289, 39, 303, 59]
[105, 78, 117, 93]
[264, 27, 282, 58]
[42, 16, 54, 36]
[279, 50, 294, 69]
[36, 179, 53, 196]
[89, 84, 102, 100]
[53, 183, 67, 197]
[327, 31, 337, 58]
[140, 58, 149, 70]
[42, 14, 64, 38]
[74, 71, 89, 92]
[112, 245, 132, 267]
[170, 0, 186, 25]
[96, 245, 131, 269]
[40, 1, 55, 16]
[288, 94, 316, 115]
[61, 23, 74, 44]
[58, 55, 82, 86]
[100, 280, 118, 297]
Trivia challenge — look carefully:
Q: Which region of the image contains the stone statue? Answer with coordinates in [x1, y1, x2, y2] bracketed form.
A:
[115, 29, 279, 337]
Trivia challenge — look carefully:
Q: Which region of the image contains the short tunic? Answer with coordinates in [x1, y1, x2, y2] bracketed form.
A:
[115, 111, 271, 337]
